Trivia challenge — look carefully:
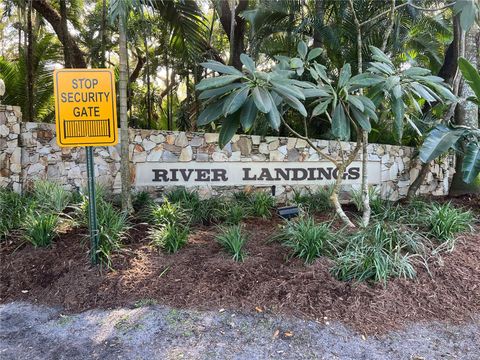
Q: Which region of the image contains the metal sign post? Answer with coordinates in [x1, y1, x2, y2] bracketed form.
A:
[86, 146, 99, 264]
[53, 68, 117, 266]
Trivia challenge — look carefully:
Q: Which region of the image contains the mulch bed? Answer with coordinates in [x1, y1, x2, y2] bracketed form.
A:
[1, 195, 479, 335]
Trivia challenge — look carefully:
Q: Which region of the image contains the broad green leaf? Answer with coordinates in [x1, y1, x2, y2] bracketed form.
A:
[252, 87, 272, 113]
[290, 58, 303, 69]
[454, 0, 477, 31]
[309, 67, 319, 81]
[369, 46, 394, 66]
[198, 83, 244, 100]
[410, 82, 436, 102]
[403, 67, 431, 77]
[200, 61, 244, 76]
[240, 96, 258, 131]
[331, 104, 350, 140]
[303, 88, 330, 98]
[312, 100, 330, 117]
[462, 141, 480, 183]
[307, 48, 323, 61]
[419, 125, 467, 163]
[351, 107, 371, 132]
[271, 81, 305, 100]
[338, 63, 351, 89]
[197, 99, 226, 126]
[391, 95, 405, 140]
[219, 112, 241, 148]
[392, 84, 402, 99]
[196, 75, 243, 91]
[350, 73, 384, 87]
[281, 93, 308, 117]
[428, 83, 456, 102]
[369, 62, 395, 75]
[384, 75, 400, 92]
[266, 101, 281, 130]
[222, 86, 250, 116]
[240, 54, 256, 73]
[313, 63, 329, 83]
[297, 41, 308, 59]
[347, 96, 365, 112]
[285, 79, 317, 89]
[458, 57, 480, 102]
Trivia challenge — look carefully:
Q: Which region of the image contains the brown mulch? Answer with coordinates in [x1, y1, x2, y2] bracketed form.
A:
[1, 198, 480, 335]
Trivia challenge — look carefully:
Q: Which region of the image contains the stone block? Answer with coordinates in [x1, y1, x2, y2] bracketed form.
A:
[175, 132, 189, 147]
[205, 133, 219, 143]
[179, 146, 193, 161]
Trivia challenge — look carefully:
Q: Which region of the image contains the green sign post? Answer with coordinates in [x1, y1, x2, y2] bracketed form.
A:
[86, 146, 99, 264]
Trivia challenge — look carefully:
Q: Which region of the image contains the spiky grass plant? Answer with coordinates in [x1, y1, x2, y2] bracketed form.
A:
[223, 203, 248, 224]
[150, 223, 189, 253]
[426, 202, 474, 250]
[293, 185, 334, 213]
[250, 191, 275, 218]
[276, 216, 336, 264]
[32, 180, 72, 214]
[351, 186, 380, 212]
[23, 212, 59, 247]
[150, 199, 186, 226]
[215, 225, 248, 262]
[0, 188, 34, 239]
[332, 222, 418, 283]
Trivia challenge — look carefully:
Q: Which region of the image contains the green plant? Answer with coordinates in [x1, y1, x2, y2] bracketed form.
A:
[96, 201, 130, 267]
[215, 225, 248, 262]
[250, 191, 275, 218]
[133, 191, 154, 211]
[166, 187, 200, 205]
[223, 203, 248, 224]
[332, 222, 418, 283]
[351, 186, 380, 212]
[32, 180, 72, 214]
[0, 188, 34, 239]
[426, 202, 473, 249]
[293, 185, 334, 213]
[150, 200, 186, 226]
[276, 216, 335, 264]
[23, 212, 59, 247]
[150, 223, 189, 253]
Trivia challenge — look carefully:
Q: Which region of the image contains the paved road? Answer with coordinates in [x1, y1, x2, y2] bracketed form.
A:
[1, 302, 479, 359]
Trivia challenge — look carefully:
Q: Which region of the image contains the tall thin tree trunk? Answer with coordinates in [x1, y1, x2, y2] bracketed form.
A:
[313, 0, 324, 48]
[229, 0, 236, 66]
[119, 18, 132, 213]
[59, 0, 72, 68]
[100, 0, 107, 67]
[26, 0, 34, 122]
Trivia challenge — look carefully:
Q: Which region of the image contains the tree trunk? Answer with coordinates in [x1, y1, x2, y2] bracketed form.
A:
[59, 0, 72, 68]
[217, 0, 248, 70]
[449, 21, 480, 194]
[32, 0, 86, 68]
[100, 0, 107, 67]
[313, 0, 324, 48]
[26, 0, 34, 122]
[119, 18, 132, 213]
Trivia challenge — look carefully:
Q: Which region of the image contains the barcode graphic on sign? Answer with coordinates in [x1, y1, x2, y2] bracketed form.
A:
[63, 119, 111, 138]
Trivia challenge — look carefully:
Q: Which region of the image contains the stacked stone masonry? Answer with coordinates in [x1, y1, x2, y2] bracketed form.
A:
[0, 106, 455, 202]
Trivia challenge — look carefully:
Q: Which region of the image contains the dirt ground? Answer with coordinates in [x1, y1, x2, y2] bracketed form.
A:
[1, 301, 479, 360]
[1, 195, 480, 336]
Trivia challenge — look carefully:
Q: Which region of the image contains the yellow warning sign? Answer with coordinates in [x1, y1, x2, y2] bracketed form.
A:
[54, 69, 117, 147]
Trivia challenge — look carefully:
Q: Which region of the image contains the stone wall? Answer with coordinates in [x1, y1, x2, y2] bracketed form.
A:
[0, 106, 455, 201]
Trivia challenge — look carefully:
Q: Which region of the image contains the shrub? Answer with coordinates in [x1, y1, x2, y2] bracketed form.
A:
[32, 180, 71, 214]
[0, 188, 33, 239]
[223, 203, 248, 224]
[293, 185, 334, 213]
[133, 191, 154, 211]
[166, 187, 199, 206]
[426, 202, 473, 249]
[96, 201, 130, 267]
[215, 225, 247, 262]
[150, 200, 186, 226]
[276, 216, 335, 264]
[150, 223, 189, 253]
[23, 212, 59, 247]
[332, 222, 418, 283]
[351, 186, 380, 212]
[250, 191, 275, 218]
